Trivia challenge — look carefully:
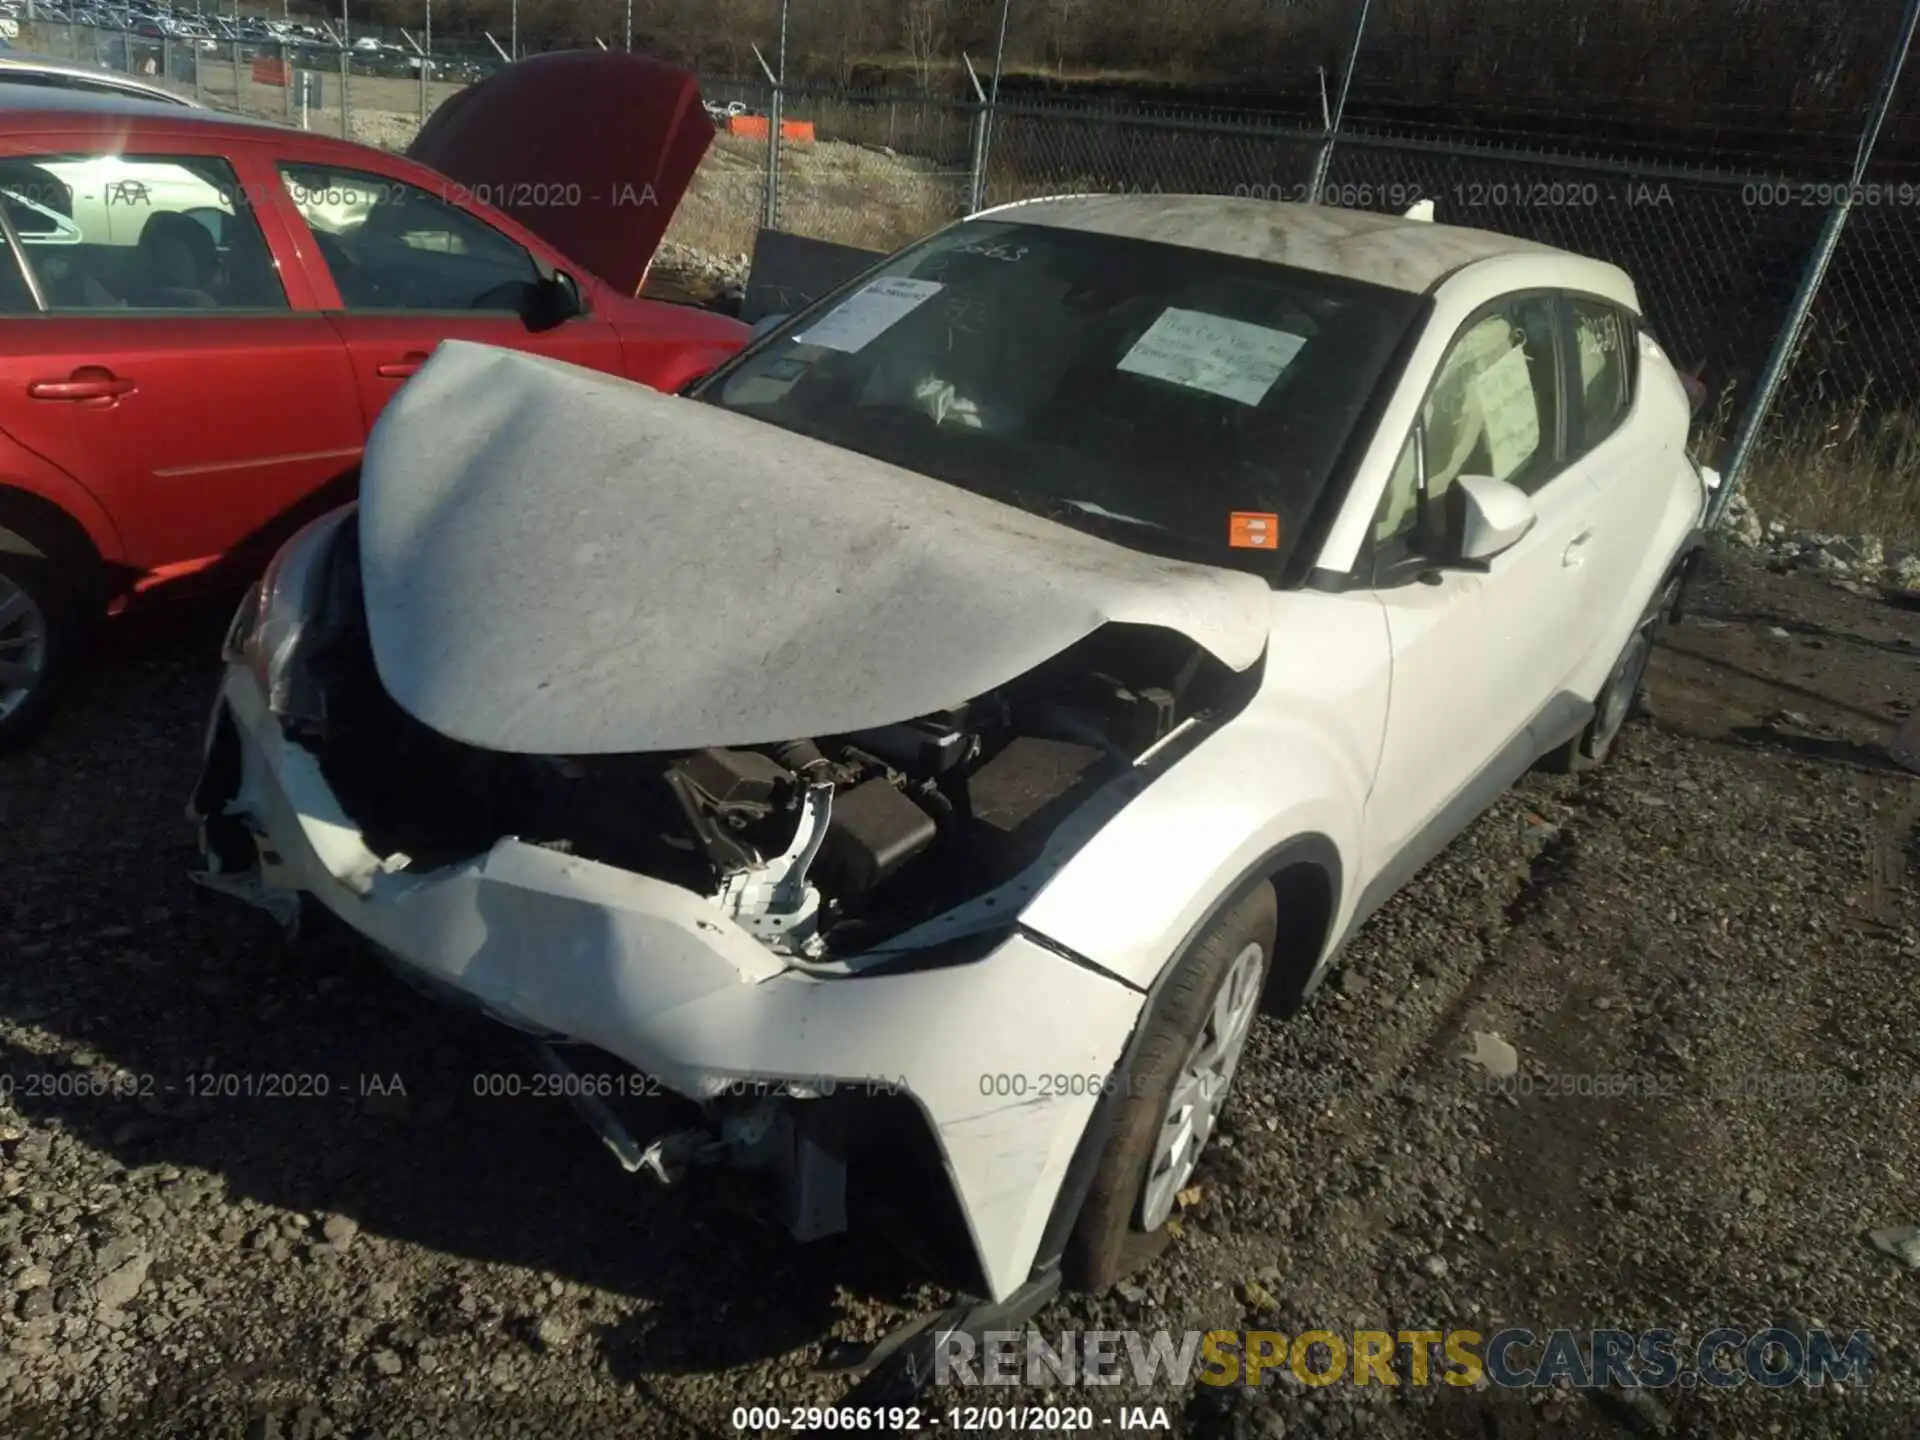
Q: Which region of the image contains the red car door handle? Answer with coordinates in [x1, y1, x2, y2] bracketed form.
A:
[28, 368, 136, 402]
[375, 352, 431, 379]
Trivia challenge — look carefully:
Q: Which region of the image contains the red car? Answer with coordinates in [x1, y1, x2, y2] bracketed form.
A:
[0, 51, 749, 747]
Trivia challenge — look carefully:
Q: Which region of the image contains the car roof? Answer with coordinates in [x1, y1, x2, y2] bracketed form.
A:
[0, 56, 203, 107]
[0, 79, 279, 131]
[973, 193, 1599, 296]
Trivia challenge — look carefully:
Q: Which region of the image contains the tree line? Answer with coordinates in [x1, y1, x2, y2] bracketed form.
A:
[308, 0, 1912, 147]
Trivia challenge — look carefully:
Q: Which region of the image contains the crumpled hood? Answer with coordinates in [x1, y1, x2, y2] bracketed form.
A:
[357, 342, 1273, 756]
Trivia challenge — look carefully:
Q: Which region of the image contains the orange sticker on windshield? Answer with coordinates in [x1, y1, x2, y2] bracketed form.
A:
[1230, 512, 1280, 550]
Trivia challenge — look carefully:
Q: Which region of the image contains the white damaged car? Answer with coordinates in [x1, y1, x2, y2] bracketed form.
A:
[190, 195, 1707, 1328]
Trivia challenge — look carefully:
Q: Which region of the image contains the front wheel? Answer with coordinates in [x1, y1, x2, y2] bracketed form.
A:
[0, 553, 77, 754]
[1064, 880, 1276, 1292]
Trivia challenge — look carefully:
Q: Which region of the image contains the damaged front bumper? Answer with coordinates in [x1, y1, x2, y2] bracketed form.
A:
[188, 666, 1145, 1302]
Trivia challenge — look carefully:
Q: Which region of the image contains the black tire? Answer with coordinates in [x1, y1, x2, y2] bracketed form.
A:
[0, 552, 79, 754]
[1542, 571, 1684, 775]
[1064, 880, 1277, 1292]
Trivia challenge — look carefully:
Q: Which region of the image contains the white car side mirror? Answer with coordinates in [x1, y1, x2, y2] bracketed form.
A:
[1453, 474, 1537, 563]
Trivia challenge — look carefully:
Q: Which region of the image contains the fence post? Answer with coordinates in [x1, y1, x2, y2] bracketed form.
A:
[962, 53, 988, 214]
[420, 0, 432, 126]
[1308, 0, 1372, 204]
[753, 28, 785, 232]
[765, 85, 781, 230]
[773, 0, 790, 229]
[284, 40, 294, 124]
[977, 0, 1011, 206]
[1707, 0, 1920, 529]
[339, 43, 350, 140]
[968, 108, 987, 215]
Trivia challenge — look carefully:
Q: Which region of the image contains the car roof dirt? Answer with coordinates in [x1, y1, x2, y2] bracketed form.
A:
[981, 192, 1593, 294]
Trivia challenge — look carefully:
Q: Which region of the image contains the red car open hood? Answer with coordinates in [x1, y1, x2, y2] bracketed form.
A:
[406, 51, 711, 296]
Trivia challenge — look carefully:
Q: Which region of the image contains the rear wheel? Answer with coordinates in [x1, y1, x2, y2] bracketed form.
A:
[1064, 880, 1276, 1292]
[1542, 572, 1680, 774]
[0, 553, 76, 753]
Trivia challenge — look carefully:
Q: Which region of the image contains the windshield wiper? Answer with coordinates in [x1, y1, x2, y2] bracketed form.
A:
[1052, 497, 1167, 531]
[1006, 489, 1226, 565]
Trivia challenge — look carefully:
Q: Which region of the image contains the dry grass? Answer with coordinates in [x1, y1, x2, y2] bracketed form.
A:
[1741, 391, 1920, 546]
[664, 132, 965, 256]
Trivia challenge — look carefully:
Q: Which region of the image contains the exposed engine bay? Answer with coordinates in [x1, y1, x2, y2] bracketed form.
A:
[281, 523, 1260, 959]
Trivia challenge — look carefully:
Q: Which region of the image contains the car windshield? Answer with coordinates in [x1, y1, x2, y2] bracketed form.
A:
[700, 219, 1424, 571]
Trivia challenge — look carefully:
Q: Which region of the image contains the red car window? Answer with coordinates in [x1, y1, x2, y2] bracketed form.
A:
[278, 161, 543, 314]
[1, 151, 286, 312]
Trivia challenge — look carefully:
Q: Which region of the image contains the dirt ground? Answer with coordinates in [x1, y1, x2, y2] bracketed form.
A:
[1, 546, 1918, 1439]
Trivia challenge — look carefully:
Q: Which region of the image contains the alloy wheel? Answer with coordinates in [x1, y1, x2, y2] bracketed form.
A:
[1139, 939, 1266, 1231]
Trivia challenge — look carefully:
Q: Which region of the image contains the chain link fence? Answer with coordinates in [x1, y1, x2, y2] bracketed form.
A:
[773, 85, 975, 250]
[1735, 187, 1920, 540]
[23, 3, 1920, 540]
[19, 19, 472, 145]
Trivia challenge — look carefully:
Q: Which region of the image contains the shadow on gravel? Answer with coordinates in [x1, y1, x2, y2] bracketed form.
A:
[1728, 724, 1909, 774]
[0, 606, 923, 1385]
[1659, 640, 1903, 729]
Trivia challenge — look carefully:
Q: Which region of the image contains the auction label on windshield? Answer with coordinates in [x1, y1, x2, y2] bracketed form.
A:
[794, 276, 945, 352]
[1229, 512, 1280, 550]
[1117, 308, 1306, 406]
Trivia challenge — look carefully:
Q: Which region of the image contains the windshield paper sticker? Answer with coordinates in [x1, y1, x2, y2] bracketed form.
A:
[1470, 344, 1541, 480]
[1117, 309, 1307, 406]
[793, 277, 945, 352]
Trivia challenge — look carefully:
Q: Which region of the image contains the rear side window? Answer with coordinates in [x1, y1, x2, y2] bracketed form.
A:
[1421, 295, 1562, 497]
[1565, 296, 1633, 456]
[0, 152, 287, 312]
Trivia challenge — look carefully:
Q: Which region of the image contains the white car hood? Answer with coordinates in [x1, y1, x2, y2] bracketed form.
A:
[357, 341, 1273, 755]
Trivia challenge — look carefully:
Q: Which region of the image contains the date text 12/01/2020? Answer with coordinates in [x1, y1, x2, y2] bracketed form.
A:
[730, 1404, 1174, 1432]
[469, 1071, 912, 1100]
[1222, 180, 1685, 208]
[0, 1069, 408, 1102]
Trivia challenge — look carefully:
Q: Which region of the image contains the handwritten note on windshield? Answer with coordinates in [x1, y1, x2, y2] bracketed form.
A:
[793, 277, 944, 352]
[1471, 343, 1541, 480]
[1117, 309, 1307, 406]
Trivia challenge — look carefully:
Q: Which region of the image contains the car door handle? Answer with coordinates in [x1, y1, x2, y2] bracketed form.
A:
[375, 352, 431, 379]
[1562, 529, 1594, 568]
[28, 368, 136, 402]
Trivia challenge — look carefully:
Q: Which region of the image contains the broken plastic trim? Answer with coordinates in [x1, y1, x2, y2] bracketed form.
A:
[713, 780, 835, 956]
[535, 1040, 849, 1243]
[805, 1269, 1065, 1433]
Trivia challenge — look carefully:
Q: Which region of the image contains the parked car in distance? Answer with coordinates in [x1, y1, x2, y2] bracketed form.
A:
[189, 196, 1708, 1334]
[0, 51, 747, 747]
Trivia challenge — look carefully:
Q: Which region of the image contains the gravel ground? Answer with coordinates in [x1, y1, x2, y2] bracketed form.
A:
[2, 546, 1918, 1439]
